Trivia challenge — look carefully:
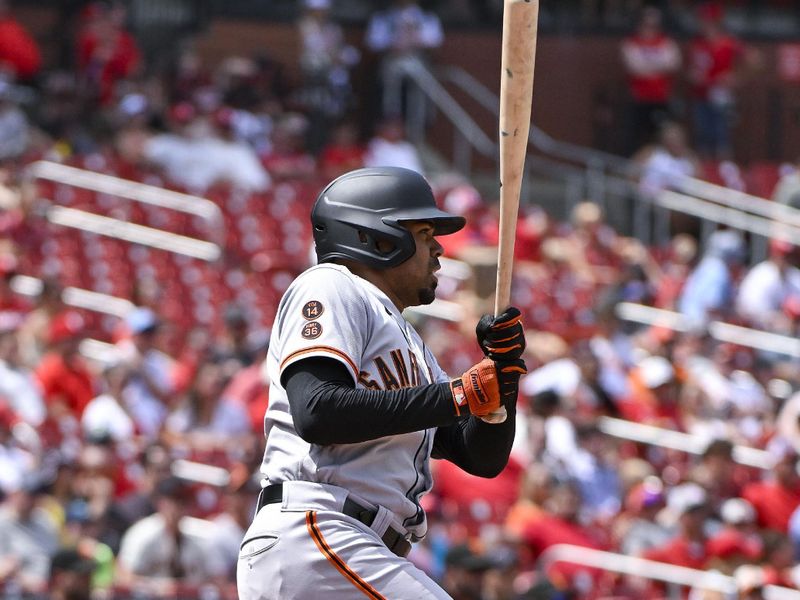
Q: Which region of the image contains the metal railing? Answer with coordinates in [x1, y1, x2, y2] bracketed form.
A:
[539, 544, 800, 599]
[396, 59, 800, 259]
[11, 274, 135, 317]
[27, 161, 225, 261]
[597, 416, 774, 469]
[45, 205, 221, 262]
[615, 302, 800, 358]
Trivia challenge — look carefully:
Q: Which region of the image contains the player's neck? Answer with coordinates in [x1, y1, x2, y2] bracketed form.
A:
[341, 261, 407, 312]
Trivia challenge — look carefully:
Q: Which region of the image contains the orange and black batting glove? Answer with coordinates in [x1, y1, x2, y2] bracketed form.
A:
[475, 306, 526, 361]
[450, 358, 502, 417]
[450, 358, 528, 417]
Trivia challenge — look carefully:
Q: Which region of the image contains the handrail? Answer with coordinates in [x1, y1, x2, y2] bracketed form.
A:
[676, 175, 800, 228]
[442, 65, 633, 174]
[46, 205, 221, 262]
[11, 274, 135, 317]
[26, 161, 225, 246]
[538, 544, 800, 599]
[393, 57, 497, 158]
[597, 416, 775, 470]
[615, 302, 800, 358]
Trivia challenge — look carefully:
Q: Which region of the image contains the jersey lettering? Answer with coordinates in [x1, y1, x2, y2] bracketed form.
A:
[358, 371, 382, 390]
[375, 356, 401, 390]
[390, 349, 410, 388]
[409, 352, 422, 386]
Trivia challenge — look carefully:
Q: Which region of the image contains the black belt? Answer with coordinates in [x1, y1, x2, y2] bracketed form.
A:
[257, 483, 411, 558]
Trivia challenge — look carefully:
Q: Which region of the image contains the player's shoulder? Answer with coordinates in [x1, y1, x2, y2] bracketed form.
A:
[292, 263, 362, 291]
[280, 263, 368, 311]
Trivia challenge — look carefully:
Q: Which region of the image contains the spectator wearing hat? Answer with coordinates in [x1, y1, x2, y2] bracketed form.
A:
[34, 311, 96, 422]
[116, 475, 227, 595]
[615, 476, 672, 556]
[118, 308, 175, 440]
[0, 474, 59, 596]
[736, 237, 800, 333]
[742, 448, 800, 532]
[617, 354, 683, 429]
[706, 497, 763, 571]
[48, 547, 96, 600]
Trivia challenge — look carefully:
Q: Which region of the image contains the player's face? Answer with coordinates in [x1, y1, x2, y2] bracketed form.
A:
[387, 221, 443, 310]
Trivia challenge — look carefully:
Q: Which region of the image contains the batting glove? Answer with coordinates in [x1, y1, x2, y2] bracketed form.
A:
[475, 306, 526, 361]
[449, 358, 527, 417]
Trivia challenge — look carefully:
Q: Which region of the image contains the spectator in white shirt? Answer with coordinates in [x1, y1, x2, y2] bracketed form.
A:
[144, 102, 270, 193]
[116, 476, 227, 594]
[0, 320, 45, 427]
[364, 116, 424, 174]
[736, 238, 800, 333]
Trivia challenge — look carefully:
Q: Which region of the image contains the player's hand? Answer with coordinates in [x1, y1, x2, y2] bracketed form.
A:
[497, 358, 527, 408]
[450, 358, 502, 417]
[475, 306, 526, 361]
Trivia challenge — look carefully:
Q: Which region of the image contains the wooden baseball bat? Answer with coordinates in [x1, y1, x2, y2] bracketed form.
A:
[495, 0, 539, 315]
[484, 0, 539, 424]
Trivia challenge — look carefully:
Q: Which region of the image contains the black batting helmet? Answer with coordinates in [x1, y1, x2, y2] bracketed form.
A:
[311, 167, 466, 269]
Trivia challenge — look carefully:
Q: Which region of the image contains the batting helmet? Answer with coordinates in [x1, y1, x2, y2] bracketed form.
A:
[311, 167, 466, 269]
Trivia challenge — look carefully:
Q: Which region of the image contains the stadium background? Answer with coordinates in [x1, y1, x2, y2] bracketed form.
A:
[3, 0, 800, 598]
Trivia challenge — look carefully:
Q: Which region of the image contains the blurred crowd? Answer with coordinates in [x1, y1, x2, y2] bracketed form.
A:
[1, 0, 800, 599]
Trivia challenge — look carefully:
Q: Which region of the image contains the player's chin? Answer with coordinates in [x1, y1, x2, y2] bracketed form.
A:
[418, 285, 437, 305]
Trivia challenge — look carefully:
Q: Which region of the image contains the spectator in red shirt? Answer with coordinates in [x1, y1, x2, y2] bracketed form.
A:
[644, 483, 710, 570]
[518, 481, 606, 592]
[318, 120, 365, 181]
[686, 3, 749, 159]
[75, 2, 140, 105]
[0, 0, 41, 82]
[620, 7, 680, 152]
[742, 447, 800, 532]
[34, 311, 96, 421]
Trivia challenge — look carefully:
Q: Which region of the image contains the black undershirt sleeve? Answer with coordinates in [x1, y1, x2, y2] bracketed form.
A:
[283, 357, 515, 478]
[283, 357, 457, 444]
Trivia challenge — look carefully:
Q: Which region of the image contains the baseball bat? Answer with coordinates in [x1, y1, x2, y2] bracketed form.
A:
[495, 0, 539, 315]
[484, 0, 539, 424]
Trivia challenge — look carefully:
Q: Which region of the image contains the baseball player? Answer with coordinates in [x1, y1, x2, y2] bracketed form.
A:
[237, 166, 527, 599]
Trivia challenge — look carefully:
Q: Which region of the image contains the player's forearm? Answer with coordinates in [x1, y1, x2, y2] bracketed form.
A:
[431, 409, 515, 478]
[284, 359, 458, 445]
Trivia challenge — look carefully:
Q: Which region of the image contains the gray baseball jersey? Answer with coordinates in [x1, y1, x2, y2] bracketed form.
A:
[259, 263, 449, 541]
